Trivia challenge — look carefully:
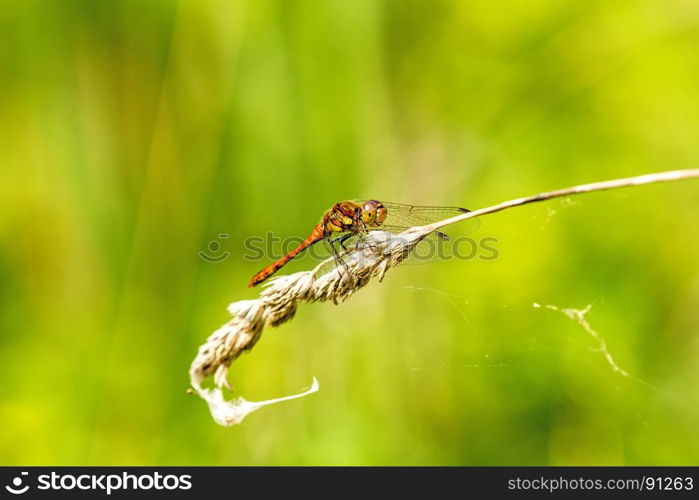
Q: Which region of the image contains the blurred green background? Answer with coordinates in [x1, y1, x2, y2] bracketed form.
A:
[1, 0, 698, 465]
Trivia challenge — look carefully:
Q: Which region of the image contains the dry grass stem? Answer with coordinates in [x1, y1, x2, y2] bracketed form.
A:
[190, 168, 699, 426]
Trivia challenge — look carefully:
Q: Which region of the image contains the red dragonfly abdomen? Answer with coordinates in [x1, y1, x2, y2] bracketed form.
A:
[248, 224, 325, 287]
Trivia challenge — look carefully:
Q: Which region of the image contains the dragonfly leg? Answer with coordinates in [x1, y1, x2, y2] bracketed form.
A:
[328, 237, 356, 286]
[329, 233, 354, 251]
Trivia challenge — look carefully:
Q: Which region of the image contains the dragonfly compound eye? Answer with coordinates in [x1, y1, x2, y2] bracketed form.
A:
[362, 200, 381, 225]
[361, 209, 375, 225]
[362, 200, 387, 226]
[375, 205, 387, 225]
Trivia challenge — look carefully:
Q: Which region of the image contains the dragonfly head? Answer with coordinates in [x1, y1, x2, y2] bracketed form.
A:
[361, 200, 388, 227]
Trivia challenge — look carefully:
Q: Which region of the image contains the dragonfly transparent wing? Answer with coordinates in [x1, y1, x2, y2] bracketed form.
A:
[378, 202, 480, 237]
[351, 201, 480, 237]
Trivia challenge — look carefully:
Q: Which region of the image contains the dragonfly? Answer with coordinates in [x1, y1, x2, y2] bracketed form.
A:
[248, 200, 480, 287]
